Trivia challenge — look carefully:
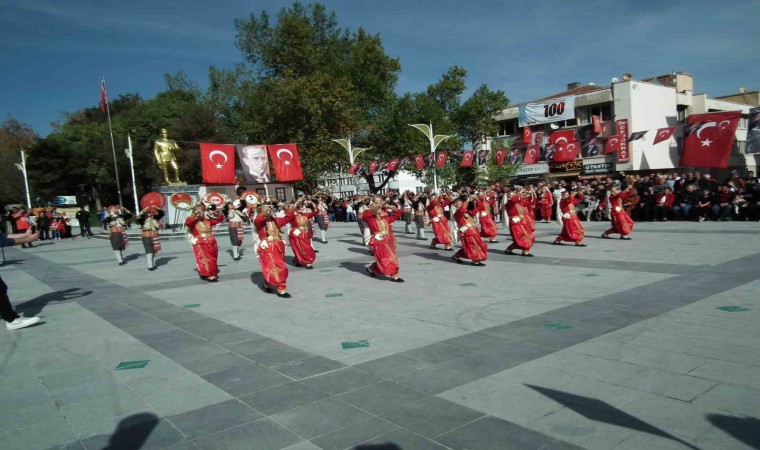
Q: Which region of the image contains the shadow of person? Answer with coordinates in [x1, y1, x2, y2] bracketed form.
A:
[337, 239, 365, 246]
[411, 252, 458, 264]
[339, 261, 373, 277]
[0, 259, 23, 266]
[123, 253, 140, 263]
[16, 288, 93, 316]
[103, 412, 159, 449]
[154, 256, 177, 268]
[706, 414, 760, 449]
[355, 444, 402, 450]
[249, 272, 270, 292]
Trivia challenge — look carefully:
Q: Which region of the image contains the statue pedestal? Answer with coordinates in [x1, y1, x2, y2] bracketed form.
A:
[153, 184, 240, 229]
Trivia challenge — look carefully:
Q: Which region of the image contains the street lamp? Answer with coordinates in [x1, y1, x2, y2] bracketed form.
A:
[125, 134, 139, 211]
[408, 123, 454, 193]
[332, 137, 370, 195]
[14, 150, 32, 209]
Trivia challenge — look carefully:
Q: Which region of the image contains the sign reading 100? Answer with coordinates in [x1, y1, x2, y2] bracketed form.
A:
[543, 101, 566, 118]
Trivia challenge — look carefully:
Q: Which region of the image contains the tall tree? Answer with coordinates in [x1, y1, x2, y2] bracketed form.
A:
[0, 118, 38, 206]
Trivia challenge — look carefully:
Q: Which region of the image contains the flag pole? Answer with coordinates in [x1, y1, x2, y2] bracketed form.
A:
[126, 134, 139, 211]
[102, 78, 123, 207]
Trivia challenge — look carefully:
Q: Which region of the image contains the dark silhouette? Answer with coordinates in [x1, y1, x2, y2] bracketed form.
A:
[526, 385, 701, 450]
[103, 413, 159, 449]
[16, 288, 92, 316]
[153, 256, 177, 268]
[706, 414, 760, 449]
[339, 261, 374, 276]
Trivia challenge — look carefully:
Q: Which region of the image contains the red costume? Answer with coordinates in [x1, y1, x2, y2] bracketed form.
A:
[453, 202, 488, 263]
[185, 212, 225, 280]
[523, 196, 537, 231]
[363, 207, 402, 277]
[289, 210, 317, 267]
[255, 211, 295, 294]
[555, 194, 585, 244]
[506, 196, 535, 253]
[426, 197, 452, 248]
[476, 197, 499, 241]
[604, 191, 635, 237]
[538, 190, 553, 222]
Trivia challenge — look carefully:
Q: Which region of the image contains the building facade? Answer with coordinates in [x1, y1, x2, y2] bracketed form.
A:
[319, 170, 427, 197]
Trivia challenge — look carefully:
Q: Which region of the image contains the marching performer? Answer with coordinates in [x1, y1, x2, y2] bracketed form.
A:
[137, 206, 164, 271]
[538, 184, 554, 223]
[553, 190, 587, 247]
[602, 186, 635, 240]
[289, 199, 318, 269]
[314, 194, 330, 244]
[254, 203, 296, 298]
[412, 193, 427, 241]
[224, 199, 247, 261]
[504, 189, 535, 257]
[426, 193, 453, 250]
[354, 196, 372, 250]
[451, 196, 488, 266]
[185, 204, 225, 282]
[105, 205, 132, 265]
[523, 187, 537, 231]
[363, 199, 404, 282]
[401, 191, 415, 234]
[476, 190, 499, 243]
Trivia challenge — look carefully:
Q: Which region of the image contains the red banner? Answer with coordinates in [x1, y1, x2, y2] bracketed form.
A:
[653, 127, 676, 145]
[413, 154, 425, 170]
[550, 130, 575, 147]
[494, 148, 506, 166]
[604, 135, 622, 154]
[592, 115, 601, 134]
[348, 162, 361, 175]
[523, 127, 532, 145]
[386, 159, 399, 172]
[679, 111, 741, 169]
[435, 152, 447, 168]
[460, 150, 475, 167]
[100, 79, 107, 112]
[200, 143, 236, 184]
[368, 161, 379, 174]
[523, 145, 539, 164]
[615, 119, 629, 163]
[267, 143, 304, 182]
[552, 141, 579, 162]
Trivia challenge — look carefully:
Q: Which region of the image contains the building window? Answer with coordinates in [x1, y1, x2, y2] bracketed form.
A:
[275, 188, 286, 201]
[256, 188, 266, 197]
[677, 106, 687, 122]
[499, 120, 518, 136]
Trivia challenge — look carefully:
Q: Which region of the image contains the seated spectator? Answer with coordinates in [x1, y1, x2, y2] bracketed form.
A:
[654, 188, 675, 221]
[635, 187, 656, 222]
[694, 189, 714, 222]
[673, 185, 699, 221]
[712, 185, 735, 221]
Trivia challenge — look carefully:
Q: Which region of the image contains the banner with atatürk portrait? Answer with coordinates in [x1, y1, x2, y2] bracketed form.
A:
[236, 144, 271, 184]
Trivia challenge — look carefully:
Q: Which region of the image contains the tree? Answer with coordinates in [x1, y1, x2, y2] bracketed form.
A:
[0, 118, 38, 206]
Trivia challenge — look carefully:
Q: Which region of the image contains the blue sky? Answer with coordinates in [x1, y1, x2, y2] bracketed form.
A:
[1, 0, 757, 137]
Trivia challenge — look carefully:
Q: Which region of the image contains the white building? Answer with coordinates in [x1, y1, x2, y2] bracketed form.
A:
[319, 170, 427, 197]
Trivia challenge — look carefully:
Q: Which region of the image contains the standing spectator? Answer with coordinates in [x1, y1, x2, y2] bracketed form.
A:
[11, 208, 33, 248]
[51, 218, 63, 239]
[712, 185, 735, 221]
[36, 212, 50, 240]
[673, 185, 699, 221]
[75, 206, 93, 238]
[1, 229, 42, 331]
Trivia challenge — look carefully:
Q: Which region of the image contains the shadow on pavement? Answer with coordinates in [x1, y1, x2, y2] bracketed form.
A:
[526, 384, 701, 450]
[706, 414, 760, 449]
[102, 412, 159, 449]
[411, 252, 459, 264]
[16, 288, 92, 316]
[154, 256, 177, 268]
[339, 261, 375, 278]
[355, 444, 402, 450]
[123, 253, 140, 263]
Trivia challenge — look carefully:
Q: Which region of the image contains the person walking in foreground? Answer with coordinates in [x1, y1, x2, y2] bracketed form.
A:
[1, 229, 42, 331]
[602, 186, 635, 240]
[363, 198, 404, 282]
[553, 190, 587, 246]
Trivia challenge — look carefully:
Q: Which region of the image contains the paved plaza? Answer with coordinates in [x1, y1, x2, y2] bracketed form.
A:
[1, 220, 759, 450]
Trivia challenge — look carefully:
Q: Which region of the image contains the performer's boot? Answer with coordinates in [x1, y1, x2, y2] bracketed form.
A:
[146, 253, 156, 271]
[405, 223, 413, 234]
[319, 230, 327, 244]
[114, 250, 125, 266]
[232, 246, 240, 260]
[416, 228, 425, 240]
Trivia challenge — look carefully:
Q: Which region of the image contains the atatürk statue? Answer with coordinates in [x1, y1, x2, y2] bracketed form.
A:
[153, 128, 185, 185]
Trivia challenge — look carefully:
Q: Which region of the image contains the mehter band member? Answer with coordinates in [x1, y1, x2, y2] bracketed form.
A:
[106, 205, 132, 265]
[451, 196, 488, 266]
[314, 194, 330, 243]
[224, 199, 247, 261]
[185, 204, 225, 282]
[602, 186, 635, 240]
[137, 206, 164, 271]
[289, 199, 318, 269]
[255, 203, 295, 298]
[426, 193, 452, 250]
[505, 188, 536, 257]
[553, 190, 587, 246]
[363, 199, 404, 282]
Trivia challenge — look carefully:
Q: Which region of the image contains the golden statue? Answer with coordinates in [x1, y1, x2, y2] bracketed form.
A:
[153, 128, 185, 185]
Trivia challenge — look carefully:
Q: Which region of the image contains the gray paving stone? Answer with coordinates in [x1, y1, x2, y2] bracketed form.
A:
[271, 356, 345, 380]
[0, 388, 62, 433]
[153, 342, 230, 365]
[270, 397, 373, 439]
[309, 416, 398, 450]
[239, 382, 328, 416]
[181, 352, 253, 376]
[400, 341, 473, 364]
[437, 415, 566, 450]
[224, 337, 293, 358]
[614, 368, 717, 402]
[0, 418, 78, 450]
[144, 383, 232, 416]
[175, 320, 242, 339]
[202, 363, 284, 397]
[442, 332, 516, 350]
[39, 367, 113, 391]
[688, 360, 760, 390]
[380, 396, 485, 439]
[693, 384, 760, 418]
[80, 417, 186, 450]
[354, 354, 432, 379]
[248, 346, 314, 368]
[206, 330, 265, 346]
[61, 389, 156, 438]
[300, 366, 382, 395]
[338, 380, 429, 415]
[49, 376, 134, 407]
[483, 340, 555, 363]
[358, 428, 450, 449]
[435, 351, 521, 378]
[192, 418, 302, 450]
[167, 399, 264, 440]
[394, 364, 489, 395]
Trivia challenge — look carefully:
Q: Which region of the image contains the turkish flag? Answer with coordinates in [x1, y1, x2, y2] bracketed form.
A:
[523, 127, 532, 145]
[267, 143, 304, 182]
[386, 159, 400, 172]
[399, 157, 410, 169]
[565, 141, 580, 160]
[592, 115, 602, 134]
[494, 148, 507, 166]
[200, 143, 236, 184]
[435, 152, 447, 168]
[100, 79, 107, 112]
[348, 162, 361, 175]
[550, 130, 575, 147]
[413, 155, 425, 170]
[653, 127, 676, 145]
[523, 145, 540, 164]
[679, 111, 741, 169]
[604, 135, 621, 154]
[368, 161, 379, 174]
[460, 150, 475, 167]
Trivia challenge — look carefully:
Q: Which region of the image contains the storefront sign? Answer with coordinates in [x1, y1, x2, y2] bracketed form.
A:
[514, 162, 549, 176]
[548, 159, 583, 174]
[615, 119, 630, 163]
[582, 162, 614, 175]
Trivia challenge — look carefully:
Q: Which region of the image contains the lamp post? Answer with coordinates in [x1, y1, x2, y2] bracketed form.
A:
[408, 123, 454, 193]
[332, 137, 370, 195]
[15, 150, 32, 209]
[125, 134, 139, 211]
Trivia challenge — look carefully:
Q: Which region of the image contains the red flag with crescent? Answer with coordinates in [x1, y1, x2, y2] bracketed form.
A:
[386, 159, 400, 172]
[494, 148, 506, 166]
[413, 154, 425, 170]
[435, 152, 447, 168]
[523, 127, 532, 145]
[267, 143, 303, 182]
[604, 135, 621, 154]
[592, 115, 602, 134]
[653, 127, 676, 145]
[100, 79, 108, 112]
[200, 143, 236, 184]
[565, 141, 580, 160]
[550, 130, 575, 147]
[348, 162, 361, 175]
[523, 145, 540, 164]
[460, 150, 475, 167]
[679, 111, 741, 169]
[368, 161, 379, 174]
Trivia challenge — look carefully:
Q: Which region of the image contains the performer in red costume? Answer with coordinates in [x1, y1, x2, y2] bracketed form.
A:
[426, 194, 453, 251]
[185, 204, 225, 281]
[505, 189, 536, 257]
[254, 203, 295, 298]
[538, 185, 554, 223]
[522, 187, 537, 231]
[451, 196, 488, 266]
[289, 199, 318, 269]
[553, 190, 587, 246]
[602, 186, 635, 240]
[477, 190, 499, 243]
[363, 199, 404, 282]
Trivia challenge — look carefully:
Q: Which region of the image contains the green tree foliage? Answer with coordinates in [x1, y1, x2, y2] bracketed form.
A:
[0, 118, 38, 206]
